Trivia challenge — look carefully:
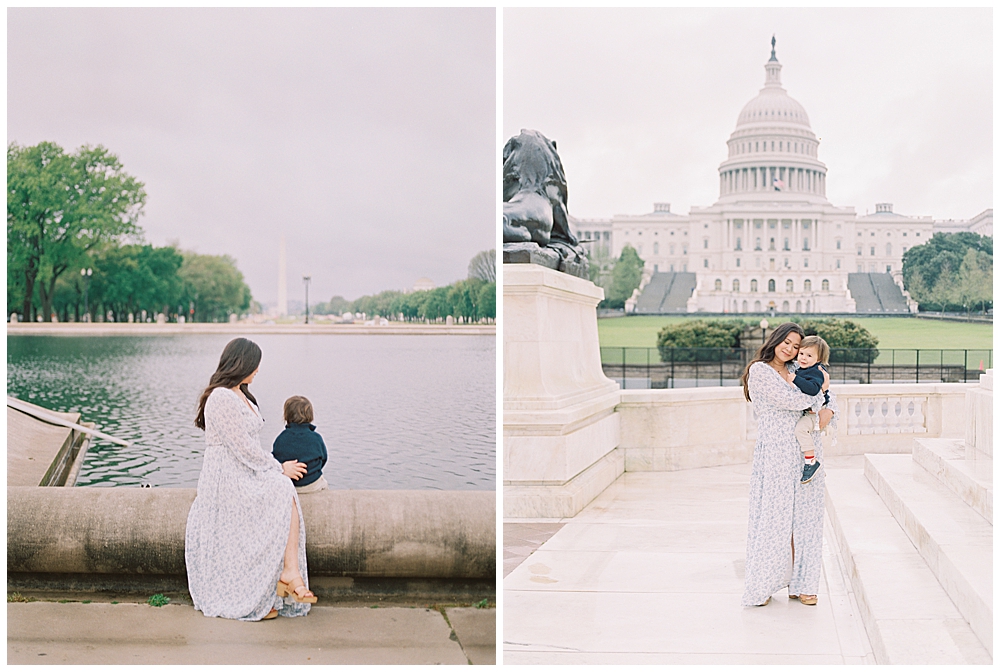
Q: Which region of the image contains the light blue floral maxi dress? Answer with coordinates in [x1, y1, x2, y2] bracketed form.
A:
[741, 360, 838, 607]
[185, 387, 311, 620]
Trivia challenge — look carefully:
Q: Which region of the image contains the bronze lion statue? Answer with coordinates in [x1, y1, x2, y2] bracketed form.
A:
[502, 130, 588, 278]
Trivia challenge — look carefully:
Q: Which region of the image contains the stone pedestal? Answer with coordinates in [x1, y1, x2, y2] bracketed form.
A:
[503, 264, 622, 518]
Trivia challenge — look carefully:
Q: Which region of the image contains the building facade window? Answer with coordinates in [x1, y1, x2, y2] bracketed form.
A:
[769, 238, 776, 251]
[768, 279, 776, 292]
[885, 243, 891, 256]
[804, 280, 811, 291]
[870, 246, 875, 256]
[782, 300, 790, 312]
[704, 238, 709, 249]
[783, 238, 790, 250]
[857, 244, 863, 256]
[654, 242, 659, 255]
[703, 259, 709, 268]
[836, 239, 841, 250]
[735, 237, 742, 250]
[733, 279, 740, 291]
[822, 279, 829, 290]
[786, 279, 794, 292]
[803, 237, 809, 251]
[715, 279, 722, 291]
[751, 279, 758, 292]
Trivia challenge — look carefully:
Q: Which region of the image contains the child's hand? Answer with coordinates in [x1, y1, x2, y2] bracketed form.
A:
[281, 460, 307, 480]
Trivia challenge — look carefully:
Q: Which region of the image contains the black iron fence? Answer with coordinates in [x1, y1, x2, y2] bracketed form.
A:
[601, 347, 993, 389]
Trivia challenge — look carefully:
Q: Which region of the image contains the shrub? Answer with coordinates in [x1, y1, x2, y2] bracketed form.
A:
[656, 319, 749, 362]
[795, 317, 879, 364]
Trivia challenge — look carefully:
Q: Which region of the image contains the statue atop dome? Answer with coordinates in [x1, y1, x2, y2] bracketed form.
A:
[769, 35, 778, 62]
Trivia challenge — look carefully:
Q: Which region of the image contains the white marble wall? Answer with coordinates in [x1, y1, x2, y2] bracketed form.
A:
[965, 370, 993, 458]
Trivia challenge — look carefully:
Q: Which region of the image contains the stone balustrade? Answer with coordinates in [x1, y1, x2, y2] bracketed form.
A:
[620, 382, 973, 472]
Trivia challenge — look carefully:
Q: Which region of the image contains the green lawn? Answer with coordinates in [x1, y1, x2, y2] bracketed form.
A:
[598, 315, 994, 351]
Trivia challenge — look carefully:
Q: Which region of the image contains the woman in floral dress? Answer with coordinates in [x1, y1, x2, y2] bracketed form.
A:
[740, 322, 836, 607]
[185, 337, 317, 621]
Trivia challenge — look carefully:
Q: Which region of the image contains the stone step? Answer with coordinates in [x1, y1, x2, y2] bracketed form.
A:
[825, 469, 991, 664]
[912, 438, 993, 524]
[864, 454, 993, 656]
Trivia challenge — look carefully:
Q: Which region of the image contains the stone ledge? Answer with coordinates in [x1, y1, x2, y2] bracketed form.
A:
[7, 487, 495, 580]
[912, 439, 992, 523]
[504, 449, 624, 519]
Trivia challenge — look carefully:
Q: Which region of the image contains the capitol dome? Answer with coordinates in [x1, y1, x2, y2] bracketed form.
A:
[735, 87, 811, 129]
[716, 38, 827, 203]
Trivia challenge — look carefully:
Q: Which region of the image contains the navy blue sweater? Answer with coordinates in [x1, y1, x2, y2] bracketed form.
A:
[272, 423, 328, 487]
[792, 363, 830, 406]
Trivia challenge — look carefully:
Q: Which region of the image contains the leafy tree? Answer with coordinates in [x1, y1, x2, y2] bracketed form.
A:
[604, 244, 644, 309]
[902, 232, 992, 312]
[953, 248, 993, 316]
[477, 282, 496, 320]
[468, 249, 496, 283]
[7, 142, 146, 321]
[178, 252, 252, 322]
[85, 244, 184, 322]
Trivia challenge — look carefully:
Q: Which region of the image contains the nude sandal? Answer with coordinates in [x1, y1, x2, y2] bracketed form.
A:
[789, 594, 817, 605]
[262, 608, 279, 620]
[277, 577, 317, 604]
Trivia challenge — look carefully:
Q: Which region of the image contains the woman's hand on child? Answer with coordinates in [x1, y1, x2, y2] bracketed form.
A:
[282, 460, 307, 480]
[818, 408, 833, 430]
[821, 368, 830, 392]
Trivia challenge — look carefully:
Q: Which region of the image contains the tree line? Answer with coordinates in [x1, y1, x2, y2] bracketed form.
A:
[313, 250, 496, 323]
[8, 142, 253, 322]
[902, 232, 992, 315]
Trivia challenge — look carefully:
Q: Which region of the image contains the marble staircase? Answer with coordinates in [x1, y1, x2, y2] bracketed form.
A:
[825, 370, 993, 664]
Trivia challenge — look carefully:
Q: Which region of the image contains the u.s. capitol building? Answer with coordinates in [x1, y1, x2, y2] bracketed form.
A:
[571, 41, 991, 315]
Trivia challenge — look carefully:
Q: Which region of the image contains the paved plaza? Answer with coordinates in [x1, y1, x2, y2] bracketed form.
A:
[504, 458, 877, 664]
[7, 602, 494, 665]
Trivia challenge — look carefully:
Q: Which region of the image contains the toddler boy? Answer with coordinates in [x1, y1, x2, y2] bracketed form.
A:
[272, 396, 329, 494]
[791, 335, 831, 484]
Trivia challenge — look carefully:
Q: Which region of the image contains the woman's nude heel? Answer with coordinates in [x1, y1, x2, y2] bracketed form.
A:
[277, 577, 318, 604]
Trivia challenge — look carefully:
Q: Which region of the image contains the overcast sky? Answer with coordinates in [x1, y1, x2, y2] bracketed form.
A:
[9, 8, 495, 306]
[504, 8, 991, 223]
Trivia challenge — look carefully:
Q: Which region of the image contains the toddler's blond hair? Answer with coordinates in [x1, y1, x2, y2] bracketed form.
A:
[799, 335, 830, 366]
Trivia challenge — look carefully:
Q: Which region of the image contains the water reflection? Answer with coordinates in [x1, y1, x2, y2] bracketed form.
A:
[7, 334, 495, 490]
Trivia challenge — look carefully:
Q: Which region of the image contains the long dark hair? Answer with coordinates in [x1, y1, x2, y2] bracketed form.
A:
[195, 337, 262, 430]
[740, 322, 805, 402]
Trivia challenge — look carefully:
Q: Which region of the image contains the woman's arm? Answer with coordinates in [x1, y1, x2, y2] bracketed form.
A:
[749, 362, 822, 411]
[818, 388, 838, 430]
[206, 390, 281, 474]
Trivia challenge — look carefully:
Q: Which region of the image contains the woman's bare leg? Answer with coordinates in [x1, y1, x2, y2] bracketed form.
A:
[279, 500, 313, 599]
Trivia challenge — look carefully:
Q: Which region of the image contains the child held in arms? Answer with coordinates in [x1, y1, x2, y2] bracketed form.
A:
[272, 396, 329, 494]
[790, 335, 832, 484]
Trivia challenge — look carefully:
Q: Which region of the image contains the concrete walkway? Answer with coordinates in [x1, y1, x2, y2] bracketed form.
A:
[7, 602, 495, 665]
[503, 459, 875, 664]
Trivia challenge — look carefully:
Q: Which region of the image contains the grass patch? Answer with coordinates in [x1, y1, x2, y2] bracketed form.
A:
[146, 594, 170, 607]
[599, 315, 993, 351]
[7, 593, 35, 603]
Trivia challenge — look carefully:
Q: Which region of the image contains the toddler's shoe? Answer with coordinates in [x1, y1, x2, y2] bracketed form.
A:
[801, 461, 821, 484]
